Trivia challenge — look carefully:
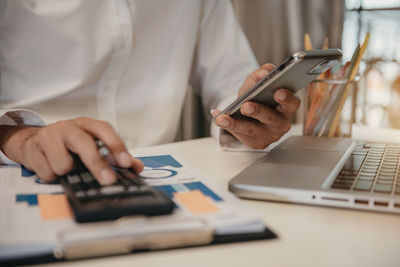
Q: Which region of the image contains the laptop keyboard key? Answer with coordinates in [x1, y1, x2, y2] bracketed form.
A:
[395, 186, 400, 194]
[358, 175, 375, 181]
[343, 155, 366, 171]
[332, 183, 352, 189]
[377, 179, 395, 184]
[340, 170, 358, 176]
[337, 175, 356, 181]
[373, 184, 392, 193]
[354, 180, 373, 191]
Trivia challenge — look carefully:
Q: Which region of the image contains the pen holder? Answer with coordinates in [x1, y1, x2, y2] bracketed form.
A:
[303, 79, 358, 138]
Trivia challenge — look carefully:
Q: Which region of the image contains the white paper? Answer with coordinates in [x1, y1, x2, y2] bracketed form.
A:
[0, 154, 265, 260]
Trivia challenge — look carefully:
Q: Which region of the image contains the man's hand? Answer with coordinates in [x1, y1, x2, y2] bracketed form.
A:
[212, 64, 301, 149]
[0, 117, 143, 184]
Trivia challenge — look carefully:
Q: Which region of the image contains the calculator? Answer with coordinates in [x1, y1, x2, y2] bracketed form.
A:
[60, 161, 174, 223]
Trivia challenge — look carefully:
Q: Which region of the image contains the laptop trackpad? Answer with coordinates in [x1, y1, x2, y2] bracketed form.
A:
[262, 148, 339, 167]
[231, 136, 353, 191]
[253, 149, 339, 190]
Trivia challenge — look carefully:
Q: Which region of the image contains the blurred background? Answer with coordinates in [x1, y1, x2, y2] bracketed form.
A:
[180, 0, 400, 139]
[342, 0, 400, 129]
[234, 0, 400, 129]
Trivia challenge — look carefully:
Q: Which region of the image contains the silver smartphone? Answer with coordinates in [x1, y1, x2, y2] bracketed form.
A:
[215, 49, 342, 120]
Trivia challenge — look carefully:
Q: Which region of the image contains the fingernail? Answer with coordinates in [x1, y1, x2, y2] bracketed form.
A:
[210, 109, 218, 117]
[276, 90, 287, 101]
[100, 169, 115, 185]
[217, 118, 230, 128]
[117, 151, 132, 167]
[243, 104, 255, 115]
[133, 158, 144, 172]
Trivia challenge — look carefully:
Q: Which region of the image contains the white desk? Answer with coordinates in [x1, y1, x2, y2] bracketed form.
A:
[39, 126, 400, 267]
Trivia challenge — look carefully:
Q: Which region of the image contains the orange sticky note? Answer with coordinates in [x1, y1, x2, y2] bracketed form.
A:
[38, 194, 73, 220]
[173, 190, 219, 214]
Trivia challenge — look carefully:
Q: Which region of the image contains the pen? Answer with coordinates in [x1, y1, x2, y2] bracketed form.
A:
[96, 140, 110, 158]
[95, 140, 120, 168]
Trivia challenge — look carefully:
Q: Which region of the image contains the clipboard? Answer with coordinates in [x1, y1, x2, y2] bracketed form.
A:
[1, 218, 276, 265]
[0, 154, 277, 265]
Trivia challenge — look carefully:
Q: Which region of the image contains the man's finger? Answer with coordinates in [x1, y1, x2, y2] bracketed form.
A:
[273, 89, 301, 116]
[230, 131, 275, 150]
[238, 68, 270, 97]
[71, 117, 143, 173]
[240, 101, 287, 129]
[261, 63, 275, 72]
[215, 114, 264, 138]
[27, 145, 56, 182]
[36, 129, 75, 176]
[61, 125, 117, 185]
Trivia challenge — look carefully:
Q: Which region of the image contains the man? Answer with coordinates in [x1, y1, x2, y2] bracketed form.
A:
[0, 0, 300, 185]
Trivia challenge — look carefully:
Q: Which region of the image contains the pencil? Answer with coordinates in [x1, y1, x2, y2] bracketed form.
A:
[304, 33, 314, 50]
[327, 33, 370, 137]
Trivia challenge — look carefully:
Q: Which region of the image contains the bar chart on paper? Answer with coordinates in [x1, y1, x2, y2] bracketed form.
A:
[137, 155, 223, 214]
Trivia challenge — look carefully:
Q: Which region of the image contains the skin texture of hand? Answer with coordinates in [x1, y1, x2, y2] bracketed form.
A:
[0, 117, 143, 185]
[212, 64, 301, 149]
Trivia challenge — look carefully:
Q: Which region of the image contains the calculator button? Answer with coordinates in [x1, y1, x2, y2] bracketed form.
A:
[138, 185, 151, 191]
[100, 185, 125, 195]
[118, 178, 133, 187]
[70, 183, 86, 192]
[128, 178, 145, 186]
[86, 189, 99, 197]
[80, 172, 94, 183]
[117, 169, 137, 179]
[127, 185, 140, 192]
[75, 191, 86, 198]
[67, 174, 81, 184]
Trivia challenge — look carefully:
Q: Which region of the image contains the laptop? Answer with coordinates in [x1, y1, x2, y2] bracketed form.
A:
[229, 136, 400, 213]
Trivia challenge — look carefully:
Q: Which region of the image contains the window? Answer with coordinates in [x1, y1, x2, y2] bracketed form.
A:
[342, 0, 400, 128]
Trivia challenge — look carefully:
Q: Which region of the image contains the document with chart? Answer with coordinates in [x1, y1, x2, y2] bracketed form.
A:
[0, 154, 275, 262]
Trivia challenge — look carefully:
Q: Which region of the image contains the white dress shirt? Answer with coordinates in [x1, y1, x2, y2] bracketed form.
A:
[0, 0, 258, 163]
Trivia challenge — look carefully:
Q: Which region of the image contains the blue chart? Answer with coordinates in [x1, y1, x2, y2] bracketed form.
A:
[16, 194, 38, 206]
[154, 182, 223, 202]
[138, 155, 182, 179]
[21, 165, 60, 184]
[21, 165, 35, 177]
[138, 155, 182, 168]
[139, 168, 177, 179]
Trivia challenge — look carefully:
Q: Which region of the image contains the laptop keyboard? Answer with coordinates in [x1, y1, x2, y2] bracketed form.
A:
[331, 142, 400, 194]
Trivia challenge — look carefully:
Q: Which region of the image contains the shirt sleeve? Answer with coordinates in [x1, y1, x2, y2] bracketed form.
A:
[190, 0, 260, 150]
[0, 109, 45, 165]
[191, 0, 259, 110]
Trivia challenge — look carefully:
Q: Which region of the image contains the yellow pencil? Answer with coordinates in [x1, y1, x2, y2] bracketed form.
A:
[327, 33, 370, 137]
[322, 37, 329, 50]
[304, 33, 314, 50]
